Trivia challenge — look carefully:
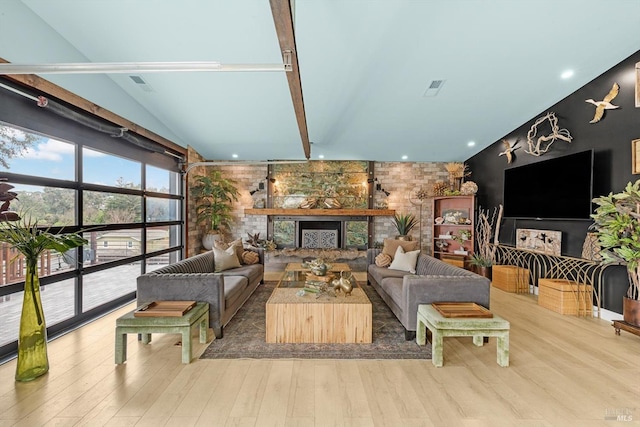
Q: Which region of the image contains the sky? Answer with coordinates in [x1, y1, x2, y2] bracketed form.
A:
[2, 130, 174, 192]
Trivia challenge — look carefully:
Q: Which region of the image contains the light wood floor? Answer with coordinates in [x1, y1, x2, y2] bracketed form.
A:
[0, 286, 638, 427]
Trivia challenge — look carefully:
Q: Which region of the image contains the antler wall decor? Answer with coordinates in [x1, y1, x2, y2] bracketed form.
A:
[524, 112, 573, 157]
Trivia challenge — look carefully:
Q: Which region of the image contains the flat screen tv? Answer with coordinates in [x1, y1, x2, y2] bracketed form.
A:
[503, 150, 594, 220]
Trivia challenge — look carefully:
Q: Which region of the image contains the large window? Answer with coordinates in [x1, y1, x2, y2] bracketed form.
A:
[0, 106, 184, 362]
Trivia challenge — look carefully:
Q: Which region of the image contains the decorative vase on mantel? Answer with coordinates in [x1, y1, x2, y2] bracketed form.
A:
[15, 262, 49, 382]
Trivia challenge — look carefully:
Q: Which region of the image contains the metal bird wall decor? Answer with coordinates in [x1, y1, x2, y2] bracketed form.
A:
[585, 82, 620, 124]
[498, 139, 520, 163]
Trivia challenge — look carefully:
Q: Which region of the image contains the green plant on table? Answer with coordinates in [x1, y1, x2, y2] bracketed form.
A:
[453, 229, 472, 246]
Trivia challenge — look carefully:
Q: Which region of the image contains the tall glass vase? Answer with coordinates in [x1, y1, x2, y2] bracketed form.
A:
[15, 263, 49, 382]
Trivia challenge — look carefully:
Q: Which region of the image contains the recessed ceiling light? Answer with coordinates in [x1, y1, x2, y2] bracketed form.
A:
[318, 154, 324, 159]
[561, 70, 574, 79]
[232, 154, 238, 158]
[401, 155, 408, 160]
[467, 141, 476, 147]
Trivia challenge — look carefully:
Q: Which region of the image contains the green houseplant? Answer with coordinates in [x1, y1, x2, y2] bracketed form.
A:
[391, 212, 418, 240]
[0, 210, 87, 381]
[190, 170, 240, 249]
[591, 180, 640, 326]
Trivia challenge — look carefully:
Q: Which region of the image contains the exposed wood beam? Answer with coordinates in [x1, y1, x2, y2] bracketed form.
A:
[0, 57, 186, 157]
[269, 0, 311, 160]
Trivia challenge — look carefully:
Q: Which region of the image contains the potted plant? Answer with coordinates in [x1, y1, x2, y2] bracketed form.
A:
[391, 212, 418, 240]
[190, 170, 239, 249]
[0, 205, 86, 381]
[591, 180, 640, 326]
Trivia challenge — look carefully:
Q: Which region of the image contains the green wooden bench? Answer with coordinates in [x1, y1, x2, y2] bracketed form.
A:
[115, 302, 209, 364]
[416, 304, 510, 367]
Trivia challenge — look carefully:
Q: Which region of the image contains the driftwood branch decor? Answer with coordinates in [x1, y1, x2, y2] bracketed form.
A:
[524, 112, 573, 157]
[476, 206, 500, 263]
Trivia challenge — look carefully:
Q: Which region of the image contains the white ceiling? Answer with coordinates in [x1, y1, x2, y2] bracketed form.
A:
[1, 0, 639, 162]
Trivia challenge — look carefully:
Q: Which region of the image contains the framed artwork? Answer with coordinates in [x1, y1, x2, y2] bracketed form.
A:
[633, 139, 640, 175]
[441, 208, 470, 224]
[516, 228, 562, 256]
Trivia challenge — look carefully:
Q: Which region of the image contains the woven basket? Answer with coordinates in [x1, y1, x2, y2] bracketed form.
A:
[538, 279, 592, 316]
[492, 265, 530, 293]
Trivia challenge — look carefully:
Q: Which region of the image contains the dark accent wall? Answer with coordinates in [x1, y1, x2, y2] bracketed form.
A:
[466, 49, 640, 314]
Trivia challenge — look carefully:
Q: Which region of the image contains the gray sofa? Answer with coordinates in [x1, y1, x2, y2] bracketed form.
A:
[367, 248, 490, 340]
[137, 248, 264, 339]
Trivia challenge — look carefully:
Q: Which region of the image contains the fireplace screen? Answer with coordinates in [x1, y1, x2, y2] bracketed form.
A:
[301, 230, 339, 249]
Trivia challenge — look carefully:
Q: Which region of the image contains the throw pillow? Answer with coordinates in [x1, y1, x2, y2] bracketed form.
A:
[388, 246, 420, 274]
[212, 245, 241, 272]
[214, 238, 244, 264]
[242, 250, 260, 265]
[382, 238, 418, 260]
[375, 252, 392, 268]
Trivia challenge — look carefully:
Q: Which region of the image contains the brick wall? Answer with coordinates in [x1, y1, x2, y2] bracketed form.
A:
[185, 156, 470, 255]
[185, 151, 268, 255]
[373, 162, 450, 253]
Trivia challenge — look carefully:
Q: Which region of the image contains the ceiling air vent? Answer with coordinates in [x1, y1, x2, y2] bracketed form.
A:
[423, 79, 445, 97]
[129, 75, 155, 93]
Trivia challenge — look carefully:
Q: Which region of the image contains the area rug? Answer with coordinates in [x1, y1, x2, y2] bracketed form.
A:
[200, 281, 431, 360]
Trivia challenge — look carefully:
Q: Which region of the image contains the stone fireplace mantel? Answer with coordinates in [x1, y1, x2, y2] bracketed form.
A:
[244, 208, 395, 216]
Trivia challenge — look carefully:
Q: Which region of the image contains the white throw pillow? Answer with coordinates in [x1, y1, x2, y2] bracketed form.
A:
[388, 246, 420, 274]
[212, 245, 241, 272]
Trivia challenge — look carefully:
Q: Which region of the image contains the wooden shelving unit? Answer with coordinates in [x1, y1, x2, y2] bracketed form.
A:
[432, 195, 476, 268]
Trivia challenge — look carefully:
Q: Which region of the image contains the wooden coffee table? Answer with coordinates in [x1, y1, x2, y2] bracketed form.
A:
[265, 264, 372, 343]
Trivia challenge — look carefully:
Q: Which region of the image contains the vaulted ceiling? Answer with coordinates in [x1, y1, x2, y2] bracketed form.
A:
[1, 0, 639, 162]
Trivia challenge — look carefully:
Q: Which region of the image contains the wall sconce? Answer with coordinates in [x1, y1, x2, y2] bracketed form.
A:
[375, 181, 391, 196]
[249, 182, 266, 195]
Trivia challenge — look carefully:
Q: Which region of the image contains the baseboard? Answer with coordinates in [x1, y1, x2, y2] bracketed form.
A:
[596, 307, 623, 322]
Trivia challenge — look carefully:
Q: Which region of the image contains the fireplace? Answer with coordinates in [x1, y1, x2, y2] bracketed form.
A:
[299, 220, 341, 249]
[272, 215, 368, 249]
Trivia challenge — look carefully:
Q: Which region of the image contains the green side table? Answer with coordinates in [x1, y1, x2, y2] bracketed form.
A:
[115, 302, 209, 364]
[416, 304, 510, 367]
